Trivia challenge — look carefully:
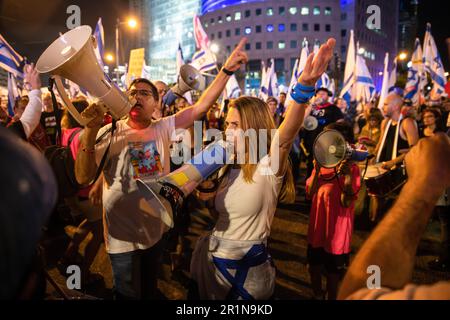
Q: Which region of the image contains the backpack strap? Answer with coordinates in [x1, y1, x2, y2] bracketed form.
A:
[67, 128, 82, 147]
[90, 119, 116, 185]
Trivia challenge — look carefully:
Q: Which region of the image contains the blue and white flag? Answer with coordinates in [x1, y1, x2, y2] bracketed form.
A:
[340, 30, 356, 106]
[7, 72, 21, 116]
[225, 74, 241, 99]
[378, 53, 390, 110]
[423, 23, 447, 95]
[93, 18, 105, 67]
[354, 43, 375, 105]
[190, 48, 217, 72]
[258, 60, 267, 100]
[404, 38, 425, 105]
[286, 38, 309, 104]
[388, 57, 397, 92]
[260, 59, 278, 100]
[0, 33, 24, 78]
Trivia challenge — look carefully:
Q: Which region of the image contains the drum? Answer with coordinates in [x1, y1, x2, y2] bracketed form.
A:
[364, 163, 407, 197]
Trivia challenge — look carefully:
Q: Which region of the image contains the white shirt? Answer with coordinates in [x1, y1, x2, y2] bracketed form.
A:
[95, 116, 175, 254]
[212, 156, 284, 241]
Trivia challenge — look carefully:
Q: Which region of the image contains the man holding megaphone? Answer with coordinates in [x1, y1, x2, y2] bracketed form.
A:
[73, 38, 248, 300]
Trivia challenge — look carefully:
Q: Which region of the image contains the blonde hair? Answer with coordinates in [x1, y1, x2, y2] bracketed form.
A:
[223, 96, 295, 204]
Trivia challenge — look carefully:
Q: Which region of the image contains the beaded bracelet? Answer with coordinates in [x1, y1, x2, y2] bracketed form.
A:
[290, 83, 316, 104]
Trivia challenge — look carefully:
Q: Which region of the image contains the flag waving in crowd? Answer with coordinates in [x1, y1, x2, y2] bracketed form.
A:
[0, 33, 24, 77]
[404, 38, 425, 106]
[423, 23, 447, 96]
[93, 17, 105, 67]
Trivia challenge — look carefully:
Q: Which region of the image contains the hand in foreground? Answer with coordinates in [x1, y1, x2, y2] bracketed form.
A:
[298, 38, 336, 86]
[222, 38, 249, 72]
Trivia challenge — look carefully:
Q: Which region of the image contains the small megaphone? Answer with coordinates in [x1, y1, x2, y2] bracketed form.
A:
[36, 25, 135, 126]
[303, 116, 319, 131]
[136, 139, 233, 228]
[162, 64, 205, 107]
[313, 129, 370, 168]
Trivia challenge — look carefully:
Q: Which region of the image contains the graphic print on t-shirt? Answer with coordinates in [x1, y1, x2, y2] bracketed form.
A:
[129, 141, 163, 179]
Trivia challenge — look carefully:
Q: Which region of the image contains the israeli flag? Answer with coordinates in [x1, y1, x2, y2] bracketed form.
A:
[378, 53, 390, 110]
[404, 38, 425, 105]
[190, 48, 217, 72]
[285, 38, 309, 104]
[423, 23, 447, 94]
[0, 33, 24, 78]
[260, 59, 278, 100]
[258, 60, 267, 100]
[225, 74, 241, 99]
[354, 43, 375, 105]
[93, 18, 105, 67]
[340, 30, 356, 106]
[388, 57, 397, 93]
[7, 72, 21, 116]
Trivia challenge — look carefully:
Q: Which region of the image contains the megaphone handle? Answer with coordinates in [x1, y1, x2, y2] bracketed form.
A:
[53, 76, 105, 126]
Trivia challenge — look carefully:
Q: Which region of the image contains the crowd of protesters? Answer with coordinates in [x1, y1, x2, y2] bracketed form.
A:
[1, 37, 450, 300]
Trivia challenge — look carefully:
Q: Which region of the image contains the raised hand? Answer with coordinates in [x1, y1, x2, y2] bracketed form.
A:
[223, 38, 249, 72]
[81, 103, 104, 129]
[24, 63, 41, 90]
[298, 38, 336, 86]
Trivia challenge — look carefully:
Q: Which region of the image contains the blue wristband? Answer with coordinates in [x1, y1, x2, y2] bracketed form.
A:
[290, 83, 316, 104]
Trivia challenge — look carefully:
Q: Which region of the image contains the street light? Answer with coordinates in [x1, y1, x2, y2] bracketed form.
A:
[210, 43, 220, 54]
[398, 52, 408, 61]
[115, 17, 138, 87]
[105, 53, 114, 63]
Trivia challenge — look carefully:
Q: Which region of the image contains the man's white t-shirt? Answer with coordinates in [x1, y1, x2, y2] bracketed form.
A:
[95, 116, 175, 254]
[212, 156, 284, 241]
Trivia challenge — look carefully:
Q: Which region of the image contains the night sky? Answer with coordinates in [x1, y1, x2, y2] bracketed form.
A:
[0, 0, 449, 69]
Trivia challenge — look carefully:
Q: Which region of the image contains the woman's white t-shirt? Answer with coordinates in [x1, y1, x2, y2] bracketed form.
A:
[212, 156, 284, 241]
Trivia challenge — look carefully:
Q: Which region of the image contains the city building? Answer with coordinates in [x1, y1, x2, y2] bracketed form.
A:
[130, 0, 201, 83]
[202, 0, 399, 92]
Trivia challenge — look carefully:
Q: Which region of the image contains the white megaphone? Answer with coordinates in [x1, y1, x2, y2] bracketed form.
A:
[313, 129, 370, 168]
[36, 25, 135, 126]
[162, 64, 205, 107]
[136, 139, 233, 228]
[303, 116, 319, 131]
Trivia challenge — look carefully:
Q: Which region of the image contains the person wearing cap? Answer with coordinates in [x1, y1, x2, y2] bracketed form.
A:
[0, 127, 57, 299]
[301, 87, 344, 178]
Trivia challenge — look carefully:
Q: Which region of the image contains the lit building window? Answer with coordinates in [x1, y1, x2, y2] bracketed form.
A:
[226, 14, 231, 22]
[278, 24, 285, 32]
[266, 24, 274, 32]
[301, 7, 309, 15]
[325, 7, 332, 15]
[205, 23, 208, 28]
[278, 41, 286, 49]
[313, 6, 320, 15]
[289, 7, 297, 15]
[218, 16, 223, 23]
[235, 12, 241, 20]
[267, 8, 273, 16]
[244, 27, 252, 35]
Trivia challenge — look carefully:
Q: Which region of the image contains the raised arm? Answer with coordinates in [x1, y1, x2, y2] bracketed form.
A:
[20, 64, 42, 138]
[75, 104, 104, 185]
[338, 133, 450, 299]
[272, 38, 336, 177]
[175, 38, 248, 129]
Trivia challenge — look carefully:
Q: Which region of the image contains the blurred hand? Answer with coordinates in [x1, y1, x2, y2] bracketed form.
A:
[405, 133, 450, 196]
[81, 103, 104, 129]
[223, 38, 249, 72]
[88, 181, 102, 206]
[337, 160, 351, 176]
[381, 159, 397, 170]
[298, 38, 336, 86]
[24, 63, 41, 90]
